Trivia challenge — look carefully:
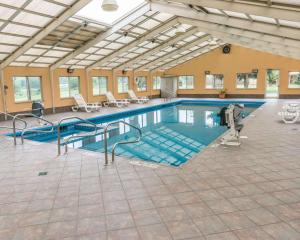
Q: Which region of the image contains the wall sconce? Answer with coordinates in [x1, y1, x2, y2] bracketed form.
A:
[4, 85, 8, 95]
[252, 69, 259, 73]
[205, 71, 210, 75]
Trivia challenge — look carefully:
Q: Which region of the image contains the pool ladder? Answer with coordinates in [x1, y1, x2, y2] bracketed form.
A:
[103, 120, 142, 165]
[57, 117, 142, 165]
[1, 111, 55, 145]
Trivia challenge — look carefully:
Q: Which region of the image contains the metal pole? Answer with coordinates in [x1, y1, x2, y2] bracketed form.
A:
[104, 126, 108, 165]
[57, 126, 61, 155]
[0, 69, 7, 120]
[49, 68, 55, 114]
[13, 118, 17, 146]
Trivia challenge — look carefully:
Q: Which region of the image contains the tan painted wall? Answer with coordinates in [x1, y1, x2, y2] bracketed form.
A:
[2, 45, 300, 113]
[2, 66, 162, 113]
[166, 45, 300, 96]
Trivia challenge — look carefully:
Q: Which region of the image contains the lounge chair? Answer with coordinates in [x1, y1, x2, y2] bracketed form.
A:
[128, 90, 149, 104]
[104, 92, 130, 108]
[72, 94, 101, 112]
[278, 103, 300, 124]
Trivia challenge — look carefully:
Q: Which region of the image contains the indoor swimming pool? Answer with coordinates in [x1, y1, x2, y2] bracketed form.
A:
[20, 100, 264, 166]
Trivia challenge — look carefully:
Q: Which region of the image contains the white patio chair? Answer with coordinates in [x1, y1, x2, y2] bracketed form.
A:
[104, 92, 130, 108]
[127, 90, 149, 104]
[72, 94, 101, 113]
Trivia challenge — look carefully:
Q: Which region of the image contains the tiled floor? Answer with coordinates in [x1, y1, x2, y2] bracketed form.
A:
[0, 99, 300, 239]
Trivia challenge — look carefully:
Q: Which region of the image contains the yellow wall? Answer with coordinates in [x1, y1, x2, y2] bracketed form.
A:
[2, 45, 300, 113]
[2, 66, 162, 113]
[166, 45, 300, 97]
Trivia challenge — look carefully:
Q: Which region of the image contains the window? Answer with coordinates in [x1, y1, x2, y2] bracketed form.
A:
[117, 76, 129, 93]
[288, 72, 300, 88]
[153, 76, 161, 90]
[138, 114, 147, 127]
[205, 74, 224, 89]
[236, 73, 257, 89]
[59, 76, 80, 98]
[13, 76, 42, 102]
[92, 76, 108, 95]
[136, 76, 147, 92]
[178, 76, 194, 89]
[154, 110, 161, 124]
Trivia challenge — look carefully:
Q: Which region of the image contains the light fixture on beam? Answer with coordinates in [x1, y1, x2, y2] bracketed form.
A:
[102, 0, 119, 12]
[175, 24, 186, 35]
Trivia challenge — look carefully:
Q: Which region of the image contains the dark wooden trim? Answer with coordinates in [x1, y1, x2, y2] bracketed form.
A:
[279, 94, 300, 99]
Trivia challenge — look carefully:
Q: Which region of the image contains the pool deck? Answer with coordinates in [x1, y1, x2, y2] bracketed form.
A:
[0, 98, 300, 240]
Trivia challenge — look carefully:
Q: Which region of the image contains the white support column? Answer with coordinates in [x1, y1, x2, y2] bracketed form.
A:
[0, 0, 93, 69]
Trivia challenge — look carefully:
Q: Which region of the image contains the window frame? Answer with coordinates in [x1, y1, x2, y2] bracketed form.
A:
[153, 76, 161, 90]
[92, 76, 108, 96]
[288, 71, 300, 89]
[136, 76, 147, 92]
[117, 76, 129, 93]
[178, 75, 194, 90]
[59, 76, 80, 99]
[236, 72, 258, 89]
[12, 76, 43, 103]
[205, 74, 224, 89]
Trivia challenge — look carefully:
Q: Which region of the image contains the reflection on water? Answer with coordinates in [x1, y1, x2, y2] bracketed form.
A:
[27, 104, 254, 166]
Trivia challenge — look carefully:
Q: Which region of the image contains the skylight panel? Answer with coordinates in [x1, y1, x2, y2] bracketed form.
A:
[0, 0, 26, 8]
[0, 6, 15, 20]
[76, 54, 89, 59]
[13, 12, 52, 27]
[96, 49, 113, 55]
[44, 50, 68, 58]
[153, 13, 174, 22]
[16, 55, 36, 62]
[0, 45, 17, 53]
[10, 62, 27, 66]
[106, 33, 121, 41]
[117, 36, 135, 44]
[85, 47, 98, 54]
[0, 53, 7, 60]
[76, 0, 146, 25]
[2, 23, 39, 37]
[0, 33, 27, 45]
[86, 55, 103, 61]
[35, 57, 57, 63]
[25, 0, 65, 16]
[95, 41, 110, 48]
[139, 19, 160, 29]
[131, 16, 147, 25]
[30, 63, 49, 68]
[106, 42, 124, 50]
[131, 27, 147, 34]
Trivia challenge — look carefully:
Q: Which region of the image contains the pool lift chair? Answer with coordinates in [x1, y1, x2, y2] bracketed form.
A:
[219, 104, 245, 146]
[278, 103, 300, 124]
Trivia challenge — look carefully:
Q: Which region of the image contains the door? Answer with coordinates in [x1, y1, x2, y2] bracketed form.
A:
[265, 69, 280, 98]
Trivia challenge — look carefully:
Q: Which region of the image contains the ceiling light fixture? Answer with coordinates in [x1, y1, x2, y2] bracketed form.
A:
[101, 0, 119, 12]
[175, 24, 186, 35]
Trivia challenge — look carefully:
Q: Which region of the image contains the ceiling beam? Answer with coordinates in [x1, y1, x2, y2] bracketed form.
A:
[0, 0, 93, 69]
[150, 2, 300, 41]
[151, 43, 222, 71]
[50, 3, 151, 71]
[163, 0, 300, 22]
[115, 27, 199, 70]
[86, 17, 179, 70]
[179, 18, 300, 52]
[135, 33, 211, 71]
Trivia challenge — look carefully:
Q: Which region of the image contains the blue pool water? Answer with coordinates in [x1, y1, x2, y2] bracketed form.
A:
[21, 100, 264, 166]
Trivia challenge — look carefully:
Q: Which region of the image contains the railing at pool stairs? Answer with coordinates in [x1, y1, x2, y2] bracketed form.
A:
[1, 112, 142, 166]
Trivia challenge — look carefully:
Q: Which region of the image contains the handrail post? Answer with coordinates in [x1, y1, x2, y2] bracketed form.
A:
[13, 118, 17, 146]
[57, 126, 61, 155]
[104, 125, 109, 165]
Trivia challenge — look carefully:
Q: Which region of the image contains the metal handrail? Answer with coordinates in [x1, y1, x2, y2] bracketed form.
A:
[0, 111, 27, 132]
[57, 116, 98, 155]
[20, 115, 55, 144]
[12, 113, 54, 145]
[104, 120, 142, 165]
